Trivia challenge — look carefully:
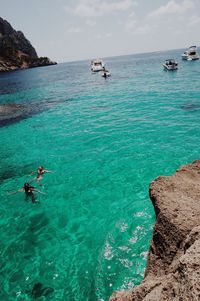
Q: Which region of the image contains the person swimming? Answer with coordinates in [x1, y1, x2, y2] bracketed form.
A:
[23, 183, 37, 202]
[30, 166, 53, 183]
[8, 182, 45, 203]
[26, 282, 54, 298]
[36, 166, 54, 182]
[103, 71, 107, 78]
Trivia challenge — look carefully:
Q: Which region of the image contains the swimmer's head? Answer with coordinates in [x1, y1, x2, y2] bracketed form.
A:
[24, 183, 30, 188]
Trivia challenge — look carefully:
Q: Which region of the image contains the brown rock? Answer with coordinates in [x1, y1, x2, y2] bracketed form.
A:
[110, 161, 200, 301]
[0, 17, 57, 72]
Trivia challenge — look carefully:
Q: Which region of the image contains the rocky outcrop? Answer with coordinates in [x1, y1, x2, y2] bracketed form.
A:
[110, 161, 200, 301]
[0, 100, 64, 127]
[0, 17, 56, 72]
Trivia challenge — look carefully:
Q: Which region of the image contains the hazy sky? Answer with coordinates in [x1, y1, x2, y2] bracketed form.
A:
[1, 0, 200, 62]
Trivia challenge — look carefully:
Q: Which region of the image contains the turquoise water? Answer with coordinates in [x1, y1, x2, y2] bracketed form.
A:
[1, 49, 200, 300]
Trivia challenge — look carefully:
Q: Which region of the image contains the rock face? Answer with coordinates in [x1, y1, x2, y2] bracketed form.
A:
[110, 161, 200, 301]
[0, 17, 57, 71]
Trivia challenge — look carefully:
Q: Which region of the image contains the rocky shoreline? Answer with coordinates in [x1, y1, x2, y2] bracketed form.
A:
[110, 161, 200, 301]
[0, 57, 57, 72]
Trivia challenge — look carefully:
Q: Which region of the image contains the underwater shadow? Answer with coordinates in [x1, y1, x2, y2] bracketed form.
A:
[180, 102, 200, 112]
[0, 99, 67, 127]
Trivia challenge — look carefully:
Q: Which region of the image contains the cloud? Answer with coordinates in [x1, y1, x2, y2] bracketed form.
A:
[66, 26, 83, 34]
[125, 19, 151, 35]
[129, 12, 135, 18]
[188, 15, 200, 27]
[96, 32, 112, 39]
[133, 25, 151, 35]
[125, 19, 137, 31]
[65, 0, 137, 18]
[86, 19, 96, 27]
[149, 0, 194, 18]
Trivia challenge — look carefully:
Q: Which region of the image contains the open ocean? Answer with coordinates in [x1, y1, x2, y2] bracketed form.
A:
[0, 48, 200, 300]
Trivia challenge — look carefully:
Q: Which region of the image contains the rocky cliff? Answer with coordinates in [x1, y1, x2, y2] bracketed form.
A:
[110, 160, 200, 301]
[0, 17, 56, 71]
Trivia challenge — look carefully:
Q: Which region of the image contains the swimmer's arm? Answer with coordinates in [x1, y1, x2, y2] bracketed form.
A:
[34, 189, 46, 195]
[28, 171, 36, 176]
[44, 169, 53, 173]
[7, 188, 24, 195]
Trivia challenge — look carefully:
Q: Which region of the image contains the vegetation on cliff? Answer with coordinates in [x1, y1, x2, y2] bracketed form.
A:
[0, 17, 57, 71]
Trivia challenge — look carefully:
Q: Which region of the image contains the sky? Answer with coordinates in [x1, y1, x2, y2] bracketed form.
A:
[1, 0, 200, 62]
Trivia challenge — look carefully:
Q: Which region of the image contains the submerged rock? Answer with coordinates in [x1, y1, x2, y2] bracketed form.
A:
[0, 104, 27, 125]
[0, 100, 64, 127]
[110, 160, 200, 301]
[27, 282, 54, 298]
[180, 102, 200, 111]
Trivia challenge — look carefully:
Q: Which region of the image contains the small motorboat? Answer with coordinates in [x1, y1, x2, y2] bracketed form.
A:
[101, 70, 111, 78]
[91, 59, 105, 72]
[181, 46, 199, 61]
[163, 59, 178, 71]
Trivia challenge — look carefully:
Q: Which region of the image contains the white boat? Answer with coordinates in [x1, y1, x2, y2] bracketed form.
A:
[101, 70, 111, 78]
[181, 46, 199, 61]
[91, 59, 105, 72]
[163, 59, 178, 71]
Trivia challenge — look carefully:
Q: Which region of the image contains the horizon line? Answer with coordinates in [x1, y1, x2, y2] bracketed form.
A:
[58, 45, 199, 64]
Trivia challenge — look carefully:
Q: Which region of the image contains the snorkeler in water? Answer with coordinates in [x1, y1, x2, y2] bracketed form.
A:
[30, 166, 53, 183]
[8, 183, 45, 203]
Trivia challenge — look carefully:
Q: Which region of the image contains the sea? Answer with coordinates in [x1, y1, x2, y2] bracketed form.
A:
[0, 48, 200, 301]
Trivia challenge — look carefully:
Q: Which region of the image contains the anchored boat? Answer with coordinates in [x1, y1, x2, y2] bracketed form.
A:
[101, 70, 111, 78]
[181, 46, 199, 61]
[91, 59, 105, 72]
[163, 59, 178, 71]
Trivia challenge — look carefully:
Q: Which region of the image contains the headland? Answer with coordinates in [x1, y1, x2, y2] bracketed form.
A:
[0, 17, 57, 72]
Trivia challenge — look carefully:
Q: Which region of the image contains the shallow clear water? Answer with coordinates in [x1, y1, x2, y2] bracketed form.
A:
[1, 49, 200, 300]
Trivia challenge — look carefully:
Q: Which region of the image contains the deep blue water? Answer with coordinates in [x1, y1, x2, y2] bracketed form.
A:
[0, 48, 200, 300]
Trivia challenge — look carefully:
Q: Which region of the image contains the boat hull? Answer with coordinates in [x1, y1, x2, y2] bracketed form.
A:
[91, 59, 105, 72]
[182, 55, 199, 61]
[163, 64, 178, 71]
[163, 59, 178, 71]
[91, 66, 105, 72]
[181, 46, 200, 61]
[101, 72, 111, 77]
